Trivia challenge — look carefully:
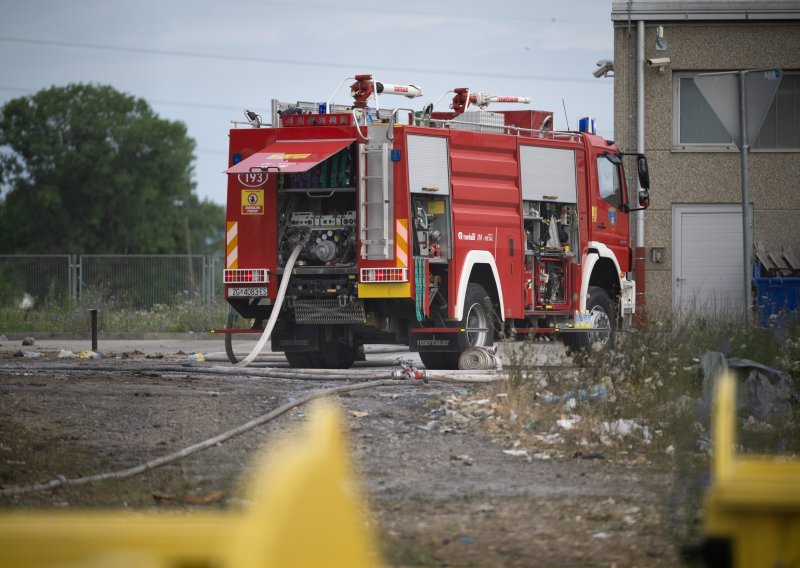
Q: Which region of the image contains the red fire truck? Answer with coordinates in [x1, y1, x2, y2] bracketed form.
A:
[221, 75, 650, 369]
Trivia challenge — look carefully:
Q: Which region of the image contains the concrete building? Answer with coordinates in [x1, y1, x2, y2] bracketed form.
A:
[610, 1, 800, 317]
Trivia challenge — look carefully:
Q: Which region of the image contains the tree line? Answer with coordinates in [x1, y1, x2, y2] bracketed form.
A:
[0, 84, 223, 255]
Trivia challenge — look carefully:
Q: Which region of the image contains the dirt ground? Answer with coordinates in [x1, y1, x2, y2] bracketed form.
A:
[0, 338, 683, 567]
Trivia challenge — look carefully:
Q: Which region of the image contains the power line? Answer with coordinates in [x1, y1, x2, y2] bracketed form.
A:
[0, 86, 29, 94]
[0, 85, 247, 113]
[217, 0, 599, 26]
[0, 35, 607, 85]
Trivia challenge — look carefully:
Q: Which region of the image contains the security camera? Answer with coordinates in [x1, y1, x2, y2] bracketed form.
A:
[593, 59, 614, 78]
[647, 57, 671, 67]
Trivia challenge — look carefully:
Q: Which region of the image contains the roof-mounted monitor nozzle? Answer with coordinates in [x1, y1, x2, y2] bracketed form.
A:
[350, 74, 422, 110]
[244, 109, 262, 128]
[324, 74, 422, 112]
[432, 88, 531, 116]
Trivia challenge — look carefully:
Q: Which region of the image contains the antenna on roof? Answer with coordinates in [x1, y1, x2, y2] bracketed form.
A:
[561, 98, 570, 131]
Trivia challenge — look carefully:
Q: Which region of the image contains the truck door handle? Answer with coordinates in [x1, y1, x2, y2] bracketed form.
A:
[597, 223, 607, 229]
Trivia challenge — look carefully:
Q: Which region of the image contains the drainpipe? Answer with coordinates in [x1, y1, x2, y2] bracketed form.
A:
[635, 18, 647, 321]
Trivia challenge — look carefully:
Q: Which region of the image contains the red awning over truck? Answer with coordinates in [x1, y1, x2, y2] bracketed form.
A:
[225, 138, 354, 174]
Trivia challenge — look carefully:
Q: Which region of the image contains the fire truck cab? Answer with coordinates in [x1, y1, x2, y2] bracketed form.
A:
[222, 76, 650, 369]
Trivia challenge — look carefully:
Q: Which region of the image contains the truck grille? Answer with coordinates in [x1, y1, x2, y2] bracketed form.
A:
[293, 299, 365, 324]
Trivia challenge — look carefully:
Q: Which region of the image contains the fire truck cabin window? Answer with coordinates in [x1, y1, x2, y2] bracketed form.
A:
[597, 155, 622, 208]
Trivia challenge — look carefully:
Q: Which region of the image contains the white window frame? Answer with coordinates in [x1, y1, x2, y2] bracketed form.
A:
[672, 72, 737, 153]
[673, 71, 800, 153]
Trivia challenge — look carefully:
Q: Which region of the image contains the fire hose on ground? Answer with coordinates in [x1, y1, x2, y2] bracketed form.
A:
[0, 248, 502, 496]
[0, 361, 498, 498]
[0, 378, 402, 498]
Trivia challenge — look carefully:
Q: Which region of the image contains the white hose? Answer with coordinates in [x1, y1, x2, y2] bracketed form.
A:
[458, 347, 498, 371]
[0, 378, 405, 497]
[235, 244, 302, 368]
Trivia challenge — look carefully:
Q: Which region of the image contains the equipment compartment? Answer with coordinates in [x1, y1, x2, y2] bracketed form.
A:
[277, 147, 358, 268]
[523, 200, 578, 311]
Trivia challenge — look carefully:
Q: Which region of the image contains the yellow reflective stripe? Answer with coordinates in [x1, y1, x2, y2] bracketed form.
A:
[226, 221, 239, 269]
[396, 218, 408, 268]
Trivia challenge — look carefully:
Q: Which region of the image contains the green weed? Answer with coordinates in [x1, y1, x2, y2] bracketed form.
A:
[0, 289, 228, 334]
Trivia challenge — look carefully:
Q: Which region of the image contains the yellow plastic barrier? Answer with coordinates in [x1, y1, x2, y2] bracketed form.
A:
[0, 400, 379, 568]
[703, 372, 800, 567]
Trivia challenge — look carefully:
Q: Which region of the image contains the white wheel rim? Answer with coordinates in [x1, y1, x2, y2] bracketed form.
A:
[465, 301, 488, 346]
[588, 306, 611, 346]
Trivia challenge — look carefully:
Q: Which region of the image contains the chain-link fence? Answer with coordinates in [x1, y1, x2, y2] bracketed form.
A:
[0, 255, 224, 310]
[0, 255, 75, 308]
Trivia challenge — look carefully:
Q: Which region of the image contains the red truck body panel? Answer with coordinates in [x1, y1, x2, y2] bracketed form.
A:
[448, 129, 523, 319]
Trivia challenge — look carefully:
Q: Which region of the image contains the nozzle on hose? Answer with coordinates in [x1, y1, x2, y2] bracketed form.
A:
[391, 366, 427, 382]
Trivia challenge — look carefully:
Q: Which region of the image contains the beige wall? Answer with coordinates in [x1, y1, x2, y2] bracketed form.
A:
[613, 21, 800, 315]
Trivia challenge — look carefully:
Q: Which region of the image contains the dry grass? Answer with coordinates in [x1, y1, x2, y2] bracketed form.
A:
[439, 311, 800, 547]
[490, 312, 800, 456]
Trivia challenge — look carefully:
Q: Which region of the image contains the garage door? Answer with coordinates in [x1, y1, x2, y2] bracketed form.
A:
[672, 204, 744, 316]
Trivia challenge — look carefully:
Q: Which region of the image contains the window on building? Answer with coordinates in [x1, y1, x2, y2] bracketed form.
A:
[674, 73, 733, 147]
[755, 72, 800, 149]
[674, 71, 800, 150]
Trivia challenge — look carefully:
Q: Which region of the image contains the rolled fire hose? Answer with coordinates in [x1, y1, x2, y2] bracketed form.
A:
[458, 346, 498, 371]
[235, 244, 303, 368]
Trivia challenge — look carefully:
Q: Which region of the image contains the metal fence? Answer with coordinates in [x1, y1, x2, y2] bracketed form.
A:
[0, 255, 224, 310]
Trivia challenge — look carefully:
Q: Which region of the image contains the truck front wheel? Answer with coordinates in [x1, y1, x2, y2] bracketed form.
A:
[420, 283, 495, 370]
[563, 286, 616, 355]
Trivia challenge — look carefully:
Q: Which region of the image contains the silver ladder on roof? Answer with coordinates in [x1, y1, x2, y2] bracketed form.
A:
[359, 142, 392, 260]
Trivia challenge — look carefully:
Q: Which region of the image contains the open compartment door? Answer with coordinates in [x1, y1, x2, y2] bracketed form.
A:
[225, 138, 355, 174]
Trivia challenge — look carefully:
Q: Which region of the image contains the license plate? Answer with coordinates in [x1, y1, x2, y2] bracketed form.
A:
[228, 286, 268, 298]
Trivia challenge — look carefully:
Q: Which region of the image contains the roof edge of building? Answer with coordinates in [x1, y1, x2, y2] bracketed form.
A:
[611, 1, 800, 21]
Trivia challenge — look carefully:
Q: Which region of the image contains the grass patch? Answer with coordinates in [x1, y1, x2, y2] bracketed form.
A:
[1, 289, 228, 334]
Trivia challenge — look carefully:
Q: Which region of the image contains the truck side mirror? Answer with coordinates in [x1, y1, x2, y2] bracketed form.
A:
[637, 154, 650, 190]
[637, 189, 650, 208]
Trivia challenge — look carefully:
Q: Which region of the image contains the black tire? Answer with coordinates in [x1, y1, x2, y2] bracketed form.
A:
[563, 286, 616, 355]
[284, 350, 326, 368]
[418, 351, 454, 370]
[224, 306, 259, 364]
[283, 326, 357, 369]
[326, 345, 357, 369]
[285, 347, 356, 369]
[419, 283, 495, 370]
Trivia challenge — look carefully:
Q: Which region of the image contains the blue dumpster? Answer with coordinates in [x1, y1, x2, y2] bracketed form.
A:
[753, 251, 800, 326]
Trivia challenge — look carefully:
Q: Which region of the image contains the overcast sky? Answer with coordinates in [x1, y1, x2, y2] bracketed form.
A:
[0, 0, 616, 206]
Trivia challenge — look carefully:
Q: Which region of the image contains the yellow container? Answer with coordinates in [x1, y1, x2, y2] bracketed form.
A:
[702, 373, 800, 567]
[0, 401, 378, 568]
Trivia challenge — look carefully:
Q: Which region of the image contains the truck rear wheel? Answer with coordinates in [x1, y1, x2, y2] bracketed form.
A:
[284, 350, 326, 368]
[420, 283, 495, 370]
[563, 286, 615, 355]
[283, 325, 358, 369]
[285, 346, 357, 369]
